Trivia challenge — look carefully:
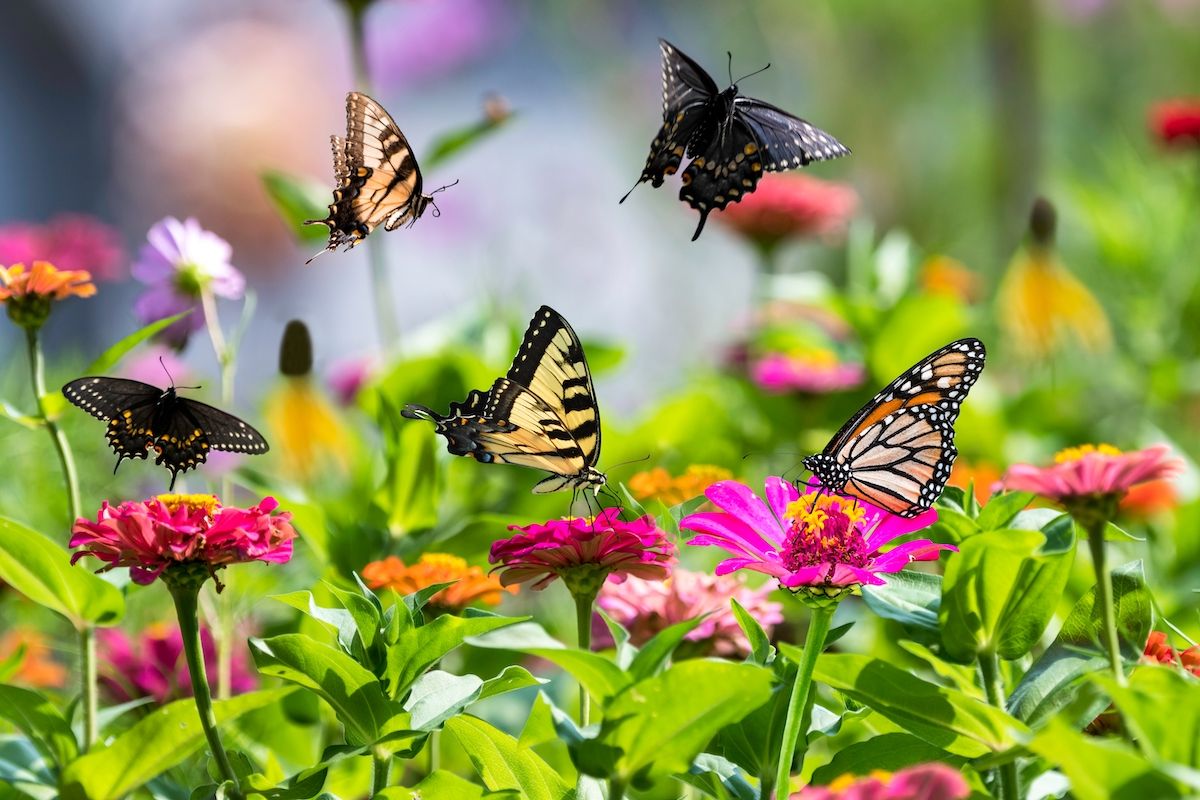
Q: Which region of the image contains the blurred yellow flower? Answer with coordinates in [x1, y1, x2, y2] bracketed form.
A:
[362, 554, 516, 612]
[265, 377, 349, 482]
[0, 629, 67, 689]
[629, 464, 733, 507]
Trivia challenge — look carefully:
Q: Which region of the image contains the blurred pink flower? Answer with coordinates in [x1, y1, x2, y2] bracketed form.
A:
[1003, 444, 1183, 504]
[327, 355, 377, 406]
[750, 351, 865, 394]
[0, 215, 125, 281]
[99, 623, 256, 704]
[682, 478, 950, 596]
[1150, 99, 1200, 149]
[490, 508, 674, 593]
[791, 763, 969, 800]
[0, 223, 45, 267]
[714, 174, 857, 250]
[593, 567, 783, 657]
[367, 0, 515, 89]
[132, 217, 243, 348]
[71, 493, 295, 586]
[120, 345, 192, 386]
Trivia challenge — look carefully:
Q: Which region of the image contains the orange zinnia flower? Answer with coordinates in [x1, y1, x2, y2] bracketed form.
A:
[0, 629, 68, 689]
[0, 260, 96, 329]
[362, 554, 516, 612]
[947, 459, 1002, 502]
[629, 464, 733, 507]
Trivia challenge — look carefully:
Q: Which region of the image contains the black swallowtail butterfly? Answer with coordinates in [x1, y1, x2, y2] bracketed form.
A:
[63, 377, 269, 489]
[621, 39, 851, 240]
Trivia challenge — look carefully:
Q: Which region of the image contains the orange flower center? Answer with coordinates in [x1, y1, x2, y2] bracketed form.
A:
[155, 493, 220, 514]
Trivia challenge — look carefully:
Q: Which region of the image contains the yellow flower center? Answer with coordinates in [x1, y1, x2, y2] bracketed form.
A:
[418, 553, 469, 575]
[1054, 443, 1122, 463]
[785, 494, 867, 529]
[155, 493, 219, 514]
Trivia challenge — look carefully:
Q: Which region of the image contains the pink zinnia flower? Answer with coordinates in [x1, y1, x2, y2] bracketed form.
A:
[490, 508, 674, 595]
[593, 567, 783, 657]
[0, 215, 124, 281]
[750, 351, 865, 394]
[1002, 444, 1183, 504]
[681, 478, 951, 597]
[327, 355, 377, 406]
[1150, 99, 1200, 148]
[99, 623, 256, 704]
[71, 493, 295, 586]
[0, 223, 45, 267]
[714, 173, 857, 250]
[791, 763, 969, 800]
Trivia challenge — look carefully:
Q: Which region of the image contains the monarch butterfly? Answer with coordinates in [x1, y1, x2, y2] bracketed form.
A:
[402, 306, 606, 494]
[305, 92, 453, 262]
[621, 39, 850, 240]
[802, 338, 986, 517]
[62, 377, 269, 489]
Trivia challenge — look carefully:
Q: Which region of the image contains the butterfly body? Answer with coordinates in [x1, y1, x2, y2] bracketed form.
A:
[306, 92, 438, 261]
[403, 306, 606, 494]
[803, 338, 986, 517]
[623, 40, 850, 240]
[63, 377, 269, 490]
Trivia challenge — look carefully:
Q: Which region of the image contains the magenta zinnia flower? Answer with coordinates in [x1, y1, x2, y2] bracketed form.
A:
[99, 623, 256, 704]
[593, 567, 783, 657]
[71, 493, 295, 586]
[1003, 444, 1183, 503]
[681, 478, 951, 597]
[750, 351, 865, 394]
[791, 763, 969, 800]
[490, 508, 674, 595]
[132, 217, 243, 348]
[0, 214, 125, 282]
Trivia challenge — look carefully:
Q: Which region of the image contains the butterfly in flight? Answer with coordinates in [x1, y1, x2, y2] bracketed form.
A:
[801, 339, 986, 518]
[62, 377, 269, 490]
[305, 91, 454, 262]
[403, 306, 606, 494]
[621, 39, 850, 241]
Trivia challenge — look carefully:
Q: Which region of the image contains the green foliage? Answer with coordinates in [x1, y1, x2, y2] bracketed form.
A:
[84, 311, 194, 374]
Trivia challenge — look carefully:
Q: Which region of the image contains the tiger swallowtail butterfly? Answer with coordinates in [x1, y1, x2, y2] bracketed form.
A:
[305, 91, 452, 262]
[62, 377, 269, 490]
[802, 339, 986, 518]
[402, 306, 606, 494]
[621, 39, 850, 240]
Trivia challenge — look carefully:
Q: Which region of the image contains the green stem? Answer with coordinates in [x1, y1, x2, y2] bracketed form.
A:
[167, 576, 243, 798]
[607, 775, 628, 800]
[774, 605, 834, 799]
[79, 625, 97, 749]
[574, 591, 597, 726]
[1085, 520, 1126, 687]
[754, 244, 781, 307]
[979, 651, 1019, 800]
[371, 750, 391, 796]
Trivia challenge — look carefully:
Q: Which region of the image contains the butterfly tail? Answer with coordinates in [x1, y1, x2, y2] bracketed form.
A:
[619, 179, 642, 204]
[400, 404, 441, 422]
[691, 208, 712, 241]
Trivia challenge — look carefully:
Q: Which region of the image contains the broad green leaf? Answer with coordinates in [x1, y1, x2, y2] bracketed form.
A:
[262, 170, 332, 242]
[730, 598, 774, 666]
[60, 688, 292, 800]
[85, 311, 193, 373]
[444, 715, 573, 800]
[1007, 560, 1152, 727]
[404, 671, 483, 731]
[627, 614, 708, 681]
[382, 770, 495, 800]
[376, 404, 441, 535]
[939, 529, 1072, 662]
[273, 589, 374, 666]
[327, 583, 383, 659]
[478, 665, 547, 701]
[1098, 667, 1200, 768]
[681, 753, 758, 800]
[808, 652, 1027, 756]
[869, 294, 967, 380]
[386, 610, 524, 699]
[1027, 716, 1183, 800]
[580, 660, 774, 784]
[0, 516, 124, 627]
[0, 684, 78, 767]
[0, 737, 57, 800]
[975, 491, 1033, 531]
[467, 621, 629, 703]
[596, 609, 637, 670]
[518, 692, 561, 750]
[713, 675, 789, 779]
[861, 570, 942, 634]
[425, 111, 512, 168]
[810, 733, 963, 785]
[250, 634, 399, 745]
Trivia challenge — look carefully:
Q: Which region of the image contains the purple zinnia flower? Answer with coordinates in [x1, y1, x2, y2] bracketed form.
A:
[132, 217, 243, 348]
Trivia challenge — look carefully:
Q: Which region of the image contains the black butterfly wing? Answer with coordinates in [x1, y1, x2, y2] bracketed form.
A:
[679, 118, 765, 240]
[175, 399, 270, 456]
[63, 377, 162, 467]
[733, 98, 850, 171]
[621, 40, 720, 202]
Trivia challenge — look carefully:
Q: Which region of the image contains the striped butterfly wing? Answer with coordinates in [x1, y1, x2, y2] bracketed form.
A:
[804, 338, 986, 517]
[306, 92, 430, 260]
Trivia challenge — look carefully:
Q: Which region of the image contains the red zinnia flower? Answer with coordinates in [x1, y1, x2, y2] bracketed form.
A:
[1150, 99, 1200, 148]
[714, 173, 857, 250]
[71, 493, 296, 586]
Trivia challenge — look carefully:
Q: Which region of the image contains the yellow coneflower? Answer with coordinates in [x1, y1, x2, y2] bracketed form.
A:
[997, 197, 1111, 360]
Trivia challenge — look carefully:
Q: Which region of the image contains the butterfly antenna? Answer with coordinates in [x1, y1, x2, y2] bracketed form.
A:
[733, 62, 771, 84]
[604, 453, 652, 472]
[159, 356, 175, 388]
[727, 50, 734, 85]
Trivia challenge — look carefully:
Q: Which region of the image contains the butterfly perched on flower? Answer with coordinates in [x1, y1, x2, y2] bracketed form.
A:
[305, 92, 453, 262]
[403, 306, 606, 494]
[802, 339, 986, 517]
[621, 39, 850, 240]
[62, 377, 269, 489]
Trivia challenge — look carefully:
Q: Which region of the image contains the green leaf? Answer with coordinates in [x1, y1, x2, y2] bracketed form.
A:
[810, 732, 963, 785]
[939, 529, 1073, 662]
[975, 491, 1033, 531]
[1008, 560, 1152, 726]
[1098, 667, 1200, 768]
[627, 614, 708, 681]
[729, 598, 774, 666]
[0, 399, 42, 430]
[0, 738, 57, 800]
[376, 403, 441, 535]
[581, 660, 774, 784]
[404, 670, 483, 731]
[382, 770, 494, 800]
[467, 621, 629, 704]
[861, 570, 942, 635]
[478, 665, 547, 701]
[0, 516, 124, 628]
[807, 652, 1028, 757]
[85, 311, 194, 374]
[0, 684, 78, 768]
[1027, 716, 1183, 800]
[681, 753, 758, 800]
[262, 170, 332, 242]
[424, 111, 512, 169]
[386, 610, 524, 699]
[60, 689, 292, 800]
[713, 674, 789, 779]
[250, 634, 400, 746]
[444, 715, 573, 800]
[518, 692, 560, 749]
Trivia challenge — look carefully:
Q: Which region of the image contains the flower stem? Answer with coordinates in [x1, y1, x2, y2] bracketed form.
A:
[167, 576, 243, 798]
[608, 775, 628, 800]
[1085, 519, 1126, 687]
[979, 651, 1019, 800]
[574, 590, 597, 726]
[774, 605, 834, 799]
[79, 625, 97, 749]
[371, 750, 391, 796]
[754, 244, 781, 307]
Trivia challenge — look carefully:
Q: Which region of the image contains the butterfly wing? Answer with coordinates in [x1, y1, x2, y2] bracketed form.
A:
[733, 98, 850, 171]
[63, 377, 162, 467]
[679, 118, 765, 240]
[621, 40, 719, 203]
[306, 92, 427, 260]
[805, 339, 986, 517]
